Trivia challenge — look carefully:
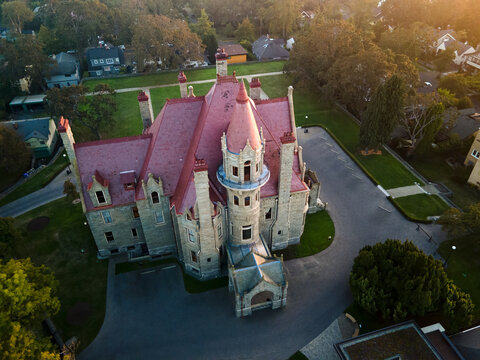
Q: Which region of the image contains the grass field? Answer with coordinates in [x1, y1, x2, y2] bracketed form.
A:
[0, 151, 69, 207]
[83, 61, 286, 91]
[275, 211, 335, 260]
[392, 194, 451, 221]
[14, 198, 108, 352]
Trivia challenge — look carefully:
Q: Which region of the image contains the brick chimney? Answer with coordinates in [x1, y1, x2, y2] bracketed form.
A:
[249, 77, 262, 100]
[178, 71, 187, 98]
[138, 91, 154, 132]
[215, 48, 228, 77]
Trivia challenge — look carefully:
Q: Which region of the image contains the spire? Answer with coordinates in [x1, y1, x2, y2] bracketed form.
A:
[226, 82, 261, 153]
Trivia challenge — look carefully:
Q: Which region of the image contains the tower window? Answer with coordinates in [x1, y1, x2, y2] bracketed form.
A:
[245, 196, 250, 206]
[187, 228, 196, 243]
[105, 231, 114, 242]
[242, 225, 252, 240]
[96, 191, 106, 204]
[151, 191, 159, 204]
[132, 206, 140, 218]
[155, 210, 164, 224]
[244, 161, 251, 181]
[191, 251, 198, 263]
[265, 208, 272, 220]
[101, 210, 112, 223]
[131, 228, 138, 237]
[234, 196, 239, 205]
[256, 163, 259, 173]
[232, 166, 238, 176]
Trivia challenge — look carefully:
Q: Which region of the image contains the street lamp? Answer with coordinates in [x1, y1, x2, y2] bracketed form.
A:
[445, 245, 456, 268]
[63, 153, 72, 174]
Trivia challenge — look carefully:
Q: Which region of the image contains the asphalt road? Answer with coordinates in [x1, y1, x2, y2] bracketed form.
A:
[0, 167, 75, 217]
[79, 127, 446, 360]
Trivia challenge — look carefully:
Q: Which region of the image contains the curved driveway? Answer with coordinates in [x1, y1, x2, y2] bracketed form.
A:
[79, 127, 446, 360]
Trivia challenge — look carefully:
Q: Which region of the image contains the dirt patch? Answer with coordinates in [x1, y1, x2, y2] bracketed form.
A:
[67, 302, 92, 326]
[27, 216, 50, 231]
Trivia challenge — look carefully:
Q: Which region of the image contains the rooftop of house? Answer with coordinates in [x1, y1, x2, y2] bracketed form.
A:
[3, 117, 54, 141]
[49, 52, 78, 77]
[335, 321, 460, 360]
[252, 35, 289, 60]
[73, 76, 307, 213]
[218, 43, 248, 56]
[86, 46, 124, 61]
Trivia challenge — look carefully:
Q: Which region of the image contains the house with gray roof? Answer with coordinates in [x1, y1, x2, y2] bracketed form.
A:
[433, 29, 475, 66]
[252, 35, 289, 60]
[4, 118, 59, 158]
[86, 45, 125, 77]
[45, 52, 80, 89]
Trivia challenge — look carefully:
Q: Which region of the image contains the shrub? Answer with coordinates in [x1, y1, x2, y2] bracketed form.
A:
[457, 96, 473, 110]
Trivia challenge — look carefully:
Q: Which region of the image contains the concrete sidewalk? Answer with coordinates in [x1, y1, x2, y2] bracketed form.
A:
[386, 183, 442, 199]
[0, 167, 77, 218]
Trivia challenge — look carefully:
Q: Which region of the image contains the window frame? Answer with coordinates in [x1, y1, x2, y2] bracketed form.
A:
[187, 228, 196, 243]
[105, 231, 114, 242]
[151, 191, 160, 204]
[101, 210, 112, 224]
[232, 166, 238, 177]
[96, 191, 106, 204]
[234, 195, 239, 206]
[472, 149, 480, 159]
[242, 225, 252, 240]
[245, 196, 251, 206]
[154, 209, 164, 224]
[191, 250, 198, 263]
[265, 208, 272, 220]
[131, 228, 138, 237]
[132, 206, 140, 218]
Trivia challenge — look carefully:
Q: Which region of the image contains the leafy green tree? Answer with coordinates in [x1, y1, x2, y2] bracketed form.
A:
[381, 0, 429, 27]
[191, 9, 218, 61]
[360, 75, 406, 150]
[263, 0, 299, 39]
[438, 203, 480, 236]
[434, 48, 455, 72]
[45, 85, 86, 121]
[77, 84, 117, 140]
[439, 74, 469, 98]
[350, 239, 474, 330]
[63, 180, 79, 201]
[1, 0, 34, 34]
[0, 125, 31, 186]
[37, 25, 64, 55]
[235, 17, 256, 43]
[414, 102, 445, 155]
[0, 258, 61, 360]
[224, 23, 235, 37]
[0, 217, 23, 260]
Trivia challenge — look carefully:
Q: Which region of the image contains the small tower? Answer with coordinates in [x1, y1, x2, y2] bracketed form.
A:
[178, 71, 187, 98]
[217, 82, 269, 247]
[249, 78, 262, 100]
[138, 91, 154, 132]
[215, 48, 228, 77]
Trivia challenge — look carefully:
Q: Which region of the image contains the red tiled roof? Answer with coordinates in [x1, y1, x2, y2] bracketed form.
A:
[226, 82, 262, 153]
[73, 77, 308, 214]
[221, 44, 248, 56]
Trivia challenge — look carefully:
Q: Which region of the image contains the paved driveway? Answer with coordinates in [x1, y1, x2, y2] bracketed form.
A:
[79, 127, 446, 360]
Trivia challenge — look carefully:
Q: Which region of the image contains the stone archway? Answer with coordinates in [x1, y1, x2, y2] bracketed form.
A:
[251, 291, 273, 307]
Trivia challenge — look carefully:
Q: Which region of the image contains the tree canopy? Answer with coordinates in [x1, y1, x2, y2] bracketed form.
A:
[0, 125, 31, 185]
[350, 239, 474, 330]
[438, 203, 480, 236]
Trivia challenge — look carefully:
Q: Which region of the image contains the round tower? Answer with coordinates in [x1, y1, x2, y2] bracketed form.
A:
[217, 82, 270, 246]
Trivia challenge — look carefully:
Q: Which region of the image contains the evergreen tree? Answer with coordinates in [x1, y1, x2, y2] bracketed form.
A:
[359, 75, 405, 150]
[191, 9, 218, 61]
[235, 18, 256, 43]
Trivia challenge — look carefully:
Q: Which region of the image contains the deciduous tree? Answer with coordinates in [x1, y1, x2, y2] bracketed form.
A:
[0, 125, 31, 185]
[235, 17, 256, 43]
[191, 9, 218, 61]
[1, 0, 34, 34]
[263, 0, 299, 39]
[438, 203, 480, 236]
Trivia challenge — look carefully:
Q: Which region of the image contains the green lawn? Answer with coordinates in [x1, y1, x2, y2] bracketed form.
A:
[392, 194, 451, 221]
[438, 234, 480, 322]
[275, 211, 335, 260]
[261, 75, 420, 189]
[115, 257, 227, 293]
[14, 198, 108, 352]
[0, 152, 69, 207]
[410, 155, 480, 210]
[83, 61, 286, 91]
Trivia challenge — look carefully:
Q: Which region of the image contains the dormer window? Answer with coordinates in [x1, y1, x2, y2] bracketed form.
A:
[120, 170, 136, 191]
[96, 191, 106, 204]
[151, 192, 159, 204]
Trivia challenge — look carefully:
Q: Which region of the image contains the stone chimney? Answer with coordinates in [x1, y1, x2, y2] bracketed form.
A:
[178, 71, 187, 98]
[137, 91, 154, 132]
[215, 48, 228, 76]
[249, 77, 262, 100]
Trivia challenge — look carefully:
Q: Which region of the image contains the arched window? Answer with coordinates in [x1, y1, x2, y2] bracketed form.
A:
[245, 196, 250, 206]
[244, 161, 251, 181]
[234, 196, 239, 205]
[151, 191, 159, 204]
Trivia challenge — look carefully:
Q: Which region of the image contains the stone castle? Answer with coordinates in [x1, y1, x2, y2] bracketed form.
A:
[59, 49, 322, 316]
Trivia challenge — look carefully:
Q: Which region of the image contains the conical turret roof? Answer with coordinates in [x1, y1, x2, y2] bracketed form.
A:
[226, 82, 261, 153]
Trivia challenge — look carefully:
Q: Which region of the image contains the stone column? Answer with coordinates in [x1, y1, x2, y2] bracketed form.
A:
[215, 48, 228, 76]
[249, 78, 262, 100]
[138, 91, 154, 132]
[178, 71, 188, 98]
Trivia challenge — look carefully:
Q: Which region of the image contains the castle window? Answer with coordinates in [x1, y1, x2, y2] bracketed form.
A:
[151, 192, 159, 204]
[132, 206, 140, 218]
[242, 225, 252, 240]
[187, 228, 196, 243]
[191, 251, 198, 263]
[234, 196, 239, 205]
[232, 166, 238, 177]
[256, 163, 259, 173]
[245, 196, 250, 206]
[472, 149, 480, 159]
[101, 210, 112, 223]
[131, 228, 138, 237]
[265, 208, 272, 220]
[244, 161, 251, 181]
[218, 224, 222, 237]
[96, 191, 106, 204]
[154, 210, 164, 224]
[105, 231, 114, 242]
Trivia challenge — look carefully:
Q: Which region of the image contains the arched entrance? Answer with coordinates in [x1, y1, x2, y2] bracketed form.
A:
[251, 291, 273, 310]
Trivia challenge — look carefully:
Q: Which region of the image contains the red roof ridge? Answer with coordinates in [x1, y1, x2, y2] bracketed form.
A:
[166, 96, 204, 104]
[254, 97, 288, 105]
[74, 133, 152, 149]
[217, 75, 238, 84]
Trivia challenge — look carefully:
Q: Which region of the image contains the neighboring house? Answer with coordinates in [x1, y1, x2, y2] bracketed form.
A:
[252, 35, 289, 60]
[86, 45, 125, 77]
[465, 47, 480, 72]
[58, 52, 322, 317]
[335, 321, 465, 360]
[217, 44, 248, 64]
[9, 95, 46, 117]
[4, 118, 58, 159]
[464, 129, 480, 187]
[433, 29, 475, 65]
[45, 52, 80, 89]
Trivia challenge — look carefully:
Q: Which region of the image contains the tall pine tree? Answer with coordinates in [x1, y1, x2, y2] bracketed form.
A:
[360, 75, 405, 151]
